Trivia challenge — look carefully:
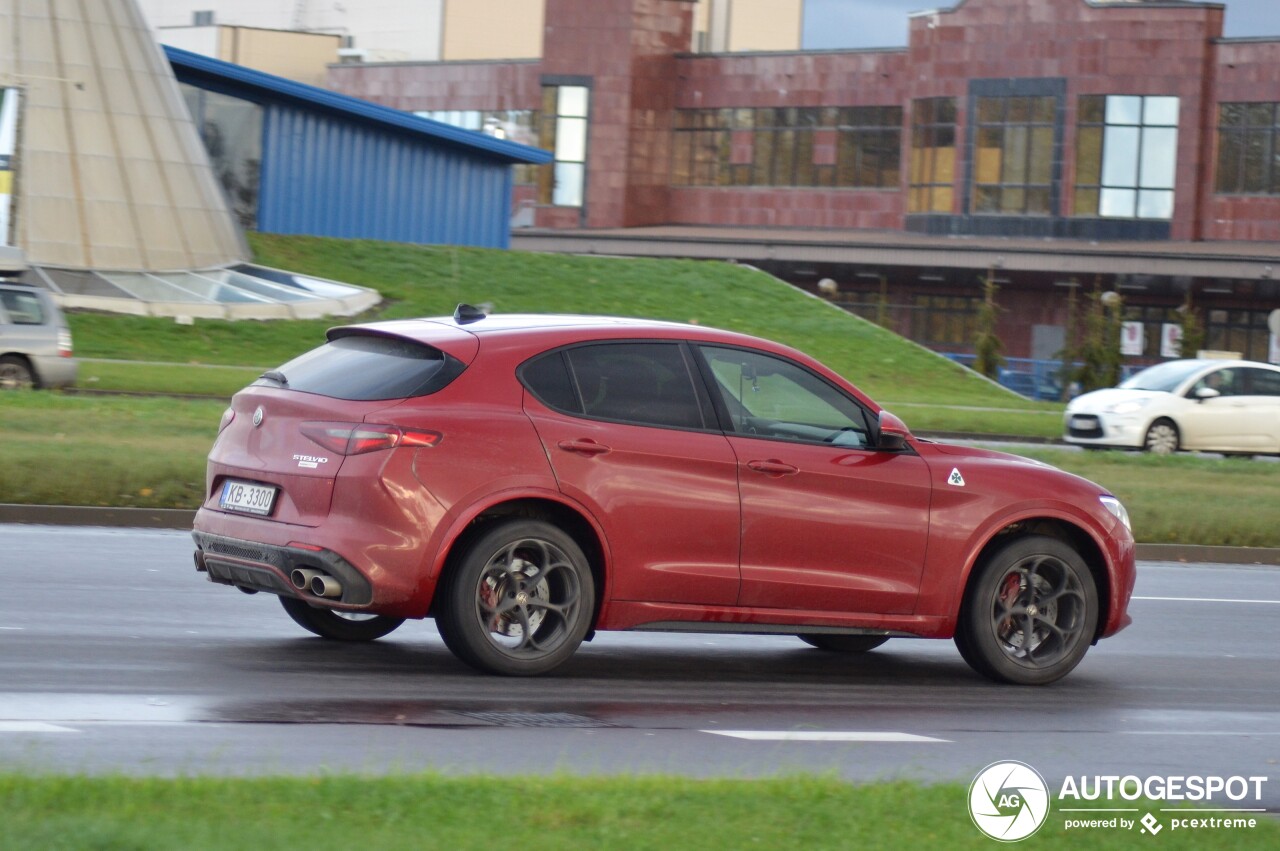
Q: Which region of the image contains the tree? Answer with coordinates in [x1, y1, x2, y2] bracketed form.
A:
[1178, 290, 1205, 358]
[1074, 285, 1124, 392]
[973, 271, 1004, 379]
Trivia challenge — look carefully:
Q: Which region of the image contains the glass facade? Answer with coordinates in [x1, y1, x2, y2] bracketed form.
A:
[908, 98, 956, 213]
[1215, 102, 1280, 195]
[416, 108, 540, 184]
[539, 85, 590, 207]
[670, 106, 901, 188]
[180, 84, 263, 229]
[1074, 95, 1179, 220]
[971, 95, 1056, 215]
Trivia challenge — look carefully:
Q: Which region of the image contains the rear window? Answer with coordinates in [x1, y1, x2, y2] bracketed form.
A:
[260, 334, 464, 401]
[0, 290, 47, 325]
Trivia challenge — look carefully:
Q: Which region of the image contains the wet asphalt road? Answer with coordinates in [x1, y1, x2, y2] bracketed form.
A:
[1, 525, 1277, 809]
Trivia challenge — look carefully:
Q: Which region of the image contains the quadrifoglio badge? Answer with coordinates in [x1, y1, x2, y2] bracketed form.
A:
[968, 761, 1270, 841]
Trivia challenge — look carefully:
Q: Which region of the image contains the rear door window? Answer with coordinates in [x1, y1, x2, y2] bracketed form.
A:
[0, 290, 47, 325]
[261, 334, 463, 401]
[522, 342, 706, 430]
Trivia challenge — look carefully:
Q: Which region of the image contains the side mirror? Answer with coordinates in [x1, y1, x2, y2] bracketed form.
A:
[876, 410, 912, 451]
[1194, 387, 1220, 402]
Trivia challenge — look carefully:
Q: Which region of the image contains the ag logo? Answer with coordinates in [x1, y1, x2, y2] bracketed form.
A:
[968, 760, 1050, 842]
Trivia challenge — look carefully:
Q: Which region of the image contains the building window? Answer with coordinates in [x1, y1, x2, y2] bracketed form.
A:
[669, 106, 901, 189]
[192, 10, 214, 26]
[912, 294, 978, 346]
[1205, 308, 1273, 363]
[972, 96, 1055, 215]
[180, 84, 262, 229]
[416, 108, 540, 183]
[538, 85, 589, 207]
[1074, 95, 1178, 219]
[1215, 102, 1280, 195]
[908, 98, 956, 213]
[1121, 304, 1181, 359]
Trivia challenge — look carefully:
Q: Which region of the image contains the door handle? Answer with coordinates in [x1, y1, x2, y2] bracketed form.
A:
[557, 438, 612, 456]
[747, 459, 798, 476]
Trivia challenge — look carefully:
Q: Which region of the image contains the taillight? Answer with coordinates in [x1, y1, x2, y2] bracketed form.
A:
[218, 407, 235, 434]
[300, 421, 442, 456]
[58, 328, 73, 358]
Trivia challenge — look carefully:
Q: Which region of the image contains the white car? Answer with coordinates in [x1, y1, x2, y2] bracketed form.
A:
[1064, 359, 1280, 455]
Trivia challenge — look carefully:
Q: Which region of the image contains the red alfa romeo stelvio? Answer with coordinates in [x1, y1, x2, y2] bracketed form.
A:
[192, 306, 1136, 685]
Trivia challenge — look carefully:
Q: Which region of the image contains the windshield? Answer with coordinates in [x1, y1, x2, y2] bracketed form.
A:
[1119, 360, 1205, 393]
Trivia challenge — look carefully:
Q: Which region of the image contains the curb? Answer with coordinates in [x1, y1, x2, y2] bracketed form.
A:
[2, 504, 1278, 566]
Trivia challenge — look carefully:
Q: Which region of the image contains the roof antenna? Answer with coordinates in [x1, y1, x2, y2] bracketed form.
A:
[454, 303, 487, 324]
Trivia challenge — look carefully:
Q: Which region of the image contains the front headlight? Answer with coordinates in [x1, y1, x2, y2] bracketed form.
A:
[1099, 495, 1131, 532]
[1104, 398, 1151, 415]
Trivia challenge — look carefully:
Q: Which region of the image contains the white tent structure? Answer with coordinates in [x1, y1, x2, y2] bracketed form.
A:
[0, 0, 375, 319]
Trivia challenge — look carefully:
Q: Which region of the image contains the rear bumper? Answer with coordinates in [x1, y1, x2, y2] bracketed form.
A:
[193, 530, 373, 606]
[31, 354, 78, 389]
[192, 502, 436, 617]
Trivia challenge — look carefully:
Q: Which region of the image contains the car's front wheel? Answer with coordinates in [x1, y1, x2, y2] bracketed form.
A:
[955, 536, 1098, 685]
[436, 519, 595, 676]
[278, 596, 405, 641]
[1144, 419, 1180, 455]
[798, 634, 889, 653]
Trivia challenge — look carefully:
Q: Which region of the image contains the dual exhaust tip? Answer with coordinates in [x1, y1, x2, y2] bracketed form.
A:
[290, 567, 342, 599]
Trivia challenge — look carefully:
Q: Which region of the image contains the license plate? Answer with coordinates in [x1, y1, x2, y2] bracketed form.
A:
[1071, 416, 1097, 428]
[219, 480, 277, 516]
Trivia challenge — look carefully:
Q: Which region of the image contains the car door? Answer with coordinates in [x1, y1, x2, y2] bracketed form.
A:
[520, 341, 742, 606]
[1178, 367, 1253, 450]
[1238, 367, 1280, 452]
[696, 345, 931, 615]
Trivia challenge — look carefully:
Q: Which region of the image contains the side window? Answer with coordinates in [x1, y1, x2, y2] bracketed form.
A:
[521, 350, 580, 412]
[0, 291, 46, 325]
[1190, 368, 1238, 398]
[1243, 368, 1280, 397]
[699, 345, 871, 448]
[522, 342, 706, 430]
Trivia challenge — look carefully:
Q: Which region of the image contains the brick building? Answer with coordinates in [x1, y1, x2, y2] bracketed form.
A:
[327, 0, 1280, 366]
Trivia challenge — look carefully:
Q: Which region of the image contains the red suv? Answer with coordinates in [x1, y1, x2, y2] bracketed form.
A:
[193, 307, 1135, 685]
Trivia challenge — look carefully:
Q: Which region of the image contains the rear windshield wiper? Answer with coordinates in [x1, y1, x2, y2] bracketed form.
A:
[259, 369, 289, 387]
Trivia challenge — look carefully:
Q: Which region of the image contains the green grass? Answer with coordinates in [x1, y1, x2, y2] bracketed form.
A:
[0, 394, 219, 508]
[76, 360, 263, 397]
[66, 233, 1035, 409]
[1, 774, 1272, 850]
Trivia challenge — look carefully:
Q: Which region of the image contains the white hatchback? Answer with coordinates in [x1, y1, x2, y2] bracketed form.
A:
[1064, 359, 1280, 455]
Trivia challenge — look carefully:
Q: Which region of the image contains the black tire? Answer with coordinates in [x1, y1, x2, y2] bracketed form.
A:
[0, 355, 35, 390]
[955, 536, 1098, 685]
[278, 595, 404, 641]
[1144, 418, 1180, 455]
[798, 634, 889, 653]
[435, 519, 595, 676]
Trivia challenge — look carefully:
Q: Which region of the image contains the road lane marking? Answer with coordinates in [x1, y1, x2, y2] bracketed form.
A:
[704, 731, 950, 743]
[0, 722, 79, 733]
[1134, 596, 1280, 605]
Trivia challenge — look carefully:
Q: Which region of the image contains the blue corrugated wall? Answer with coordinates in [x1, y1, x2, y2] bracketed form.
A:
[258, 106, 515, 249]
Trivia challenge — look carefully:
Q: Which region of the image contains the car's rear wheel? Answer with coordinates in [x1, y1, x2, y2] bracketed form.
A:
[797, 634, 889, 653]
[436, 519, 594, 676]
[1144, 419, 1179, 455]
[0, 356, 35, 390]
[278, 595, 404, 641]
[955, 536, 1098, 685]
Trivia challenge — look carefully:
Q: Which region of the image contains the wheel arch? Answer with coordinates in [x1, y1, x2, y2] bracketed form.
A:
[0, 352, 39, 388]
[960, 517, 1112, 643]
[428, 496, 608, 626]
